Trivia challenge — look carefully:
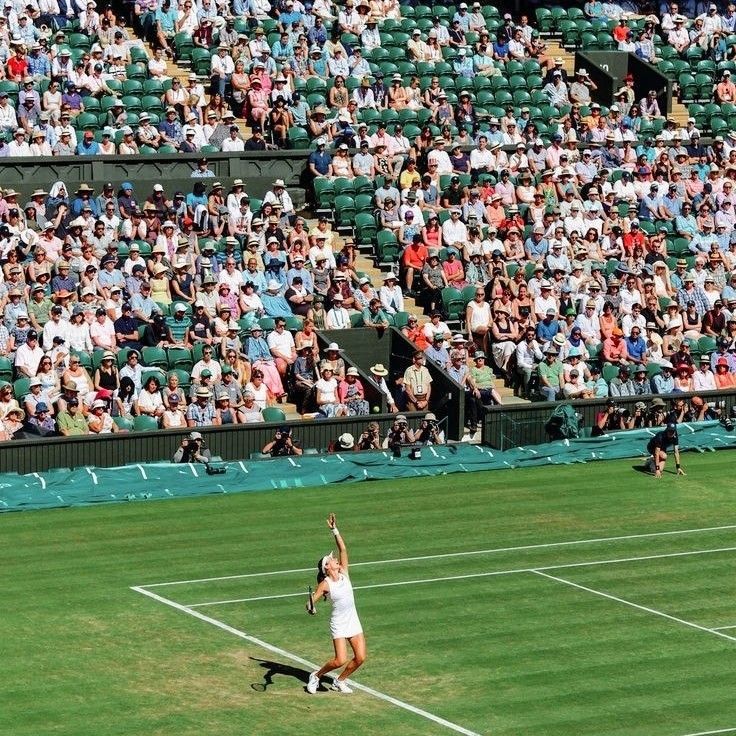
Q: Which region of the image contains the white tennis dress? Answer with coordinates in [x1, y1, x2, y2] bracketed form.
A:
[326, 571, 363, 640]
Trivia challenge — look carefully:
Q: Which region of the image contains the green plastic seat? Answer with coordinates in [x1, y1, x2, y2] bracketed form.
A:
[133, 415, 160, 432]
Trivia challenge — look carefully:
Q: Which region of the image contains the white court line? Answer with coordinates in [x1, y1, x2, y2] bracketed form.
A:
[131, 585, 482, 736]
[678, 729, 736, 736]
[532, 571, 736, 646]
[140, 523, 736, 589]
[184, 545, 736, 608]
[711, 625, 736, 631]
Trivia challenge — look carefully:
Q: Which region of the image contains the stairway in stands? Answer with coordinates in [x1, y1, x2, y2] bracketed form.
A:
[544, 39, 691, 125]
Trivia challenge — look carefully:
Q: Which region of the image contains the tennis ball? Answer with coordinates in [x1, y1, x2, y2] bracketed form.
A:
[372, 405, 380, 413]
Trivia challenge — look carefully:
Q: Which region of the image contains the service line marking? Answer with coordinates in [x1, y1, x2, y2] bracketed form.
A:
[139, 523, 736, 589]
[678, 728, 736, 736]
[182, 545, 736, 608]
[131, 585, 483, 736]
[532, 571, 736, 645]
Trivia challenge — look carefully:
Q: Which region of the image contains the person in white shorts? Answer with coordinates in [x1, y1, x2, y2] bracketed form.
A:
[306, 513, 366, 694]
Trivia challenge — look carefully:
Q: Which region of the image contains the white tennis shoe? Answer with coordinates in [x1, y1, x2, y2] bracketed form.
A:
[331, 678, 353, 693]
[306, 671, 320, 694]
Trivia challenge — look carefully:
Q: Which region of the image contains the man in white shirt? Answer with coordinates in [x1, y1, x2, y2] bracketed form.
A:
[338, 0, 360, 34]
[211, 45, 234, 96]
[427, 137, 452, 175]
[263, 179, 295, 220]
[470, 135, 493, 176]
[15, 329, 44, 377]
[7, 128, 31, 156]
[441, 208, 468, 248]
[42, 305, 71, 347]
[573, 299, 602, 342]
[221, 125, 245, 151]
[534, 283, 558, 321]
[563, 202, 586, 236]
[0, 92, 18, 135]
[327, 48, 349, 77]
[267, 317, 296, 377]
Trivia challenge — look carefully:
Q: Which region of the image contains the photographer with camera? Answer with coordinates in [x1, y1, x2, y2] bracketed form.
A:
[356, 421, 382, 451]
[172, 431, 213, 464]
[592, 398, 628, 437]
[384, 414, 415, 450]
[262, 425, 303, 457]
[414, 411, 445, 445]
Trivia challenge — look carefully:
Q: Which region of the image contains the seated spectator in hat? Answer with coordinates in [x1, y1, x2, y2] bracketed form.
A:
[652, 356, 676, 393]
[424, 331, 450, 371]
[673, 361, 695, 392]
[538, 345, 563, 401]
[15, 328, 44, 378]
[562, 366, 594, 399]
[246, 325, 285, 398]
[338, 367, 370, 416]
[186, 386, 215, 427]
[56, 397, 89, 436]
[260, 279, 292, 319]
[315, 364, 347, 418]
[714, 356, 736, 388]
[23, 398, 56, 436]
[536, 306, 560, 344]
[702, 299, 727, 336]
[609, 365, 636, 397]
[693, 355, 717, 392]
[87, 398, 119, 434]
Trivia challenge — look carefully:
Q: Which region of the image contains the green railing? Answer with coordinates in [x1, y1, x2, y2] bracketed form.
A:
[0, 150, 308, 199]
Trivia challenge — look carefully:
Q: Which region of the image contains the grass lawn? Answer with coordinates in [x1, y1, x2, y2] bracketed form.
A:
[5, 451, 736, 736]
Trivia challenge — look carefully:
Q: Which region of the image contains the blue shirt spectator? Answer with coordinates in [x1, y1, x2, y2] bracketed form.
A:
[651, 370, 674, 394]
[536, 315, 559, 343]
[308, 146, 332, 176]
[625, 334, 647, 362]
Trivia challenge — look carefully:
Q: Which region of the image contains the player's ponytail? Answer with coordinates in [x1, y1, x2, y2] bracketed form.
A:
[316, 560, 326, 585]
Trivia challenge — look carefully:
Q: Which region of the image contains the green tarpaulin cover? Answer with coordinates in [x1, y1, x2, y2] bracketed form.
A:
[1, 421, 733, 513]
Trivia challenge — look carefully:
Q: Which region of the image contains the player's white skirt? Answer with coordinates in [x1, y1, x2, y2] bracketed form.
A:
[330, 610, 363, 640]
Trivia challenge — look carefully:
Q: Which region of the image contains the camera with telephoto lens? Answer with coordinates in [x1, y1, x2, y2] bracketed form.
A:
[721, 408, 734, 431]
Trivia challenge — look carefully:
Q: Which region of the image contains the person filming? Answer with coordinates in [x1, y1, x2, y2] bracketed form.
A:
[172, 431, 212, 464]
[262, 425, 303, 457]
[414, 411, 445, 445]
[384, 414, 414, 449]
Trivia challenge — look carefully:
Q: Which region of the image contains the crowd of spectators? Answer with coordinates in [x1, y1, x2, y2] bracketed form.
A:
[3, 1, 736, 444]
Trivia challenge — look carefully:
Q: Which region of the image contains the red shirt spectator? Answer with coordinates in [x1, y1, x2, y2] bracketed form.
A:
[622, 227, 647, 255]
[401, 241, 427, 270]
[7, 53, 28, 81]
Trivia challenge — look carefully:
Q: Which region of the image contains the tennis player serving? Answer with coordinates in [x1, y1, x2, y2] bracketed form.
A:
[305, 513, 366, 694]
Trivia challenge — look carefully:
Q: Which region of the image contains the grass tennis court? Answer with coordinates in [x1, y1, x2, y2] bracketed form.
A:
[6, 452, 736, 736]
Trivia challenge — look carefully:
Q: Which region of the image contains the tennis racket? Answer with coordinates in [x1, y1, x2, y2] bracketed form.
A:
[307, 585, 316, 615]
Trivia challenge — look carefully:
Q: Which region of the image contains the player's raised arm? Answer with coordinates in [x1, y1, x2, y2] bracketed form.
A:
[328, 513, 348, 572]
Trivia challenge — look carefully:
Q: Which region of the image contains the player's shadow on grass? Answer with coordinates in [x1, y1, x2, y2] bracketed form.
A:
[250, 657, 313, 692]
